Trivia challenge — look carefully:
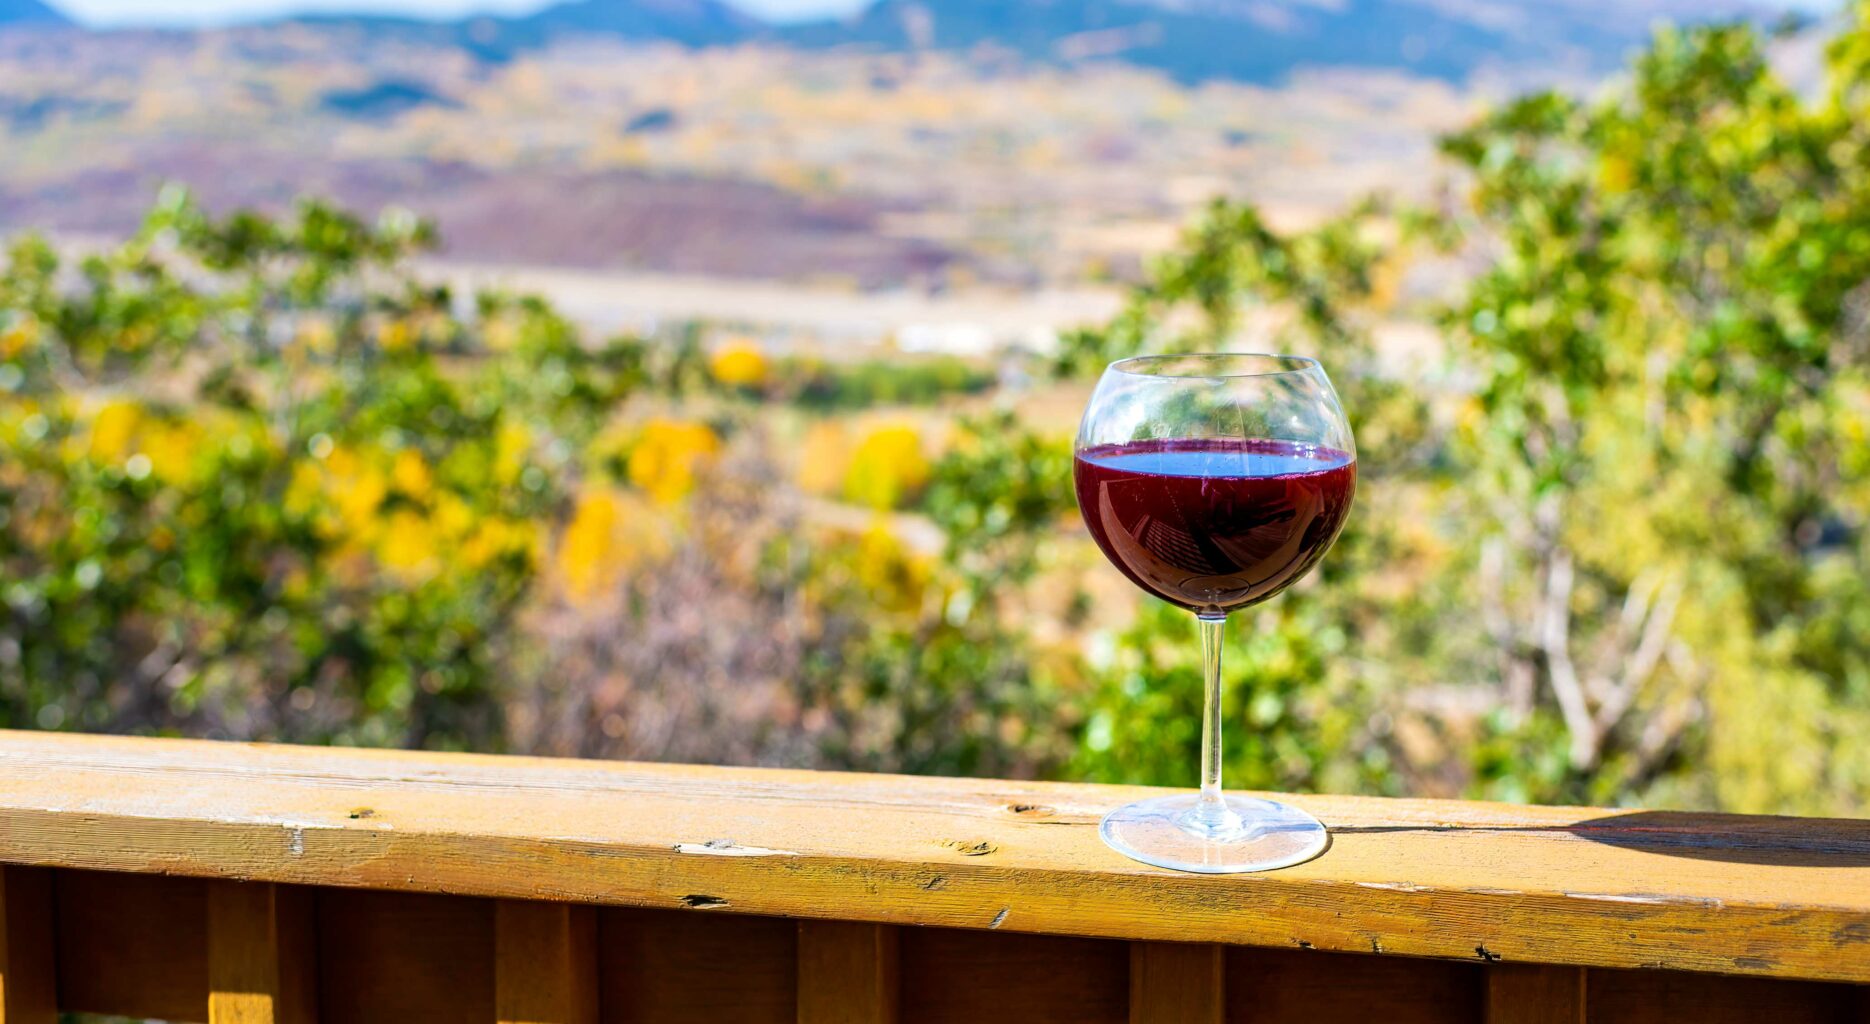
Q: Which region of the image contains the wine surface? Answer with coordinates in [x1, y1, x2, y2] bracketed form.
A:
[1074, 438, 1356, 615]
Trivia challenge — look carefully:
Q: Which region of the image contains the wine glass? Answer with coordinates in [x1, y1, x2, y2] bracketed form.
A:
[1074, 353, 1356, 873]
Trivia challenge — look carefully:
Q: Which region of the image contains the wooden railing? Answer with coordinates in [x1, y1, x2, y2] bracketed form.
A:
[0, 730, 1866, 1023]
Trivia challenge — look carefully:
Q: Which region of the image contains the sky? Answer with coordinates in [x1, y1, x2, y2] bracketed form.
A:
[50, 0, 870, 27]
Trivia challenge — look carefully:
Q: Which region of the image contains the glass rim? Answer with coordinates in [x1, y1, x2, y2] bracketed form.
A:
[1107, 353, 1322, 380]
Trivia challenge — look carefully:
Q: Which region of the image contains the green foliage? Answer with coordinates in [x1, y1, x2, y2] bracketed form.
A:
[783, 412, 1082, 778]
[1054, 197, 1389, 379]
[1436, 11, 1870, 809]
[1071, 601, 1399, 796]
[0, 191, 634, 747]
[774, 355, 994, 410]
[924, 410, 1077, 583]
[1059, 6, 1870, 813]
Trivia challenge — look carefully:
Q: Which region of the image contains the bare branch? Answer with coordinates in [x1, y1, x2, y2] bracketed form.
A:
[1480, 536, 1535, 717]
[1591, 575, 1682, 739]
[1624, 638, 1707, 788]
[1617, 570, 1658, 645]
[1539, 547, 1599, 768]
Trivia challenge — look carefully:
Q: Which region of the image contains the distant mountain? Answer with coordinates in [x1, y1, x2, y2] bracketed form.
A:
[20, 0, 1782, 83]
[513, 0, 758, 45]
[320, 79, 461, 119]
[779, 0, 1772, 83]
[0, 0, 68, 26]
[286, 0, 755, 62]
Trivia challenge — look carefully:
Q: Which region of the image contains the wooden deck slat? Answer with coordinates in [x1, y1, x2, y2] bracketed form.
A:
[53, 870, 208, 1021]
[598, 907, 796, 1024]
[0, 867, 55, 1024]
[797, 920, 899, 1024]
[1484, 965, 1584, 1024]
[1224, 947, 1482, 1024]
[496, 900, 598, 1024]
[317, 889, 493, 1024]
[208, 880, 317, 1024]
[1, 731, 1868, 982]
[898, 927, 1129, 1024]
[1129, 942, 1223, 1024]
[1584, 967, 1864, 1023]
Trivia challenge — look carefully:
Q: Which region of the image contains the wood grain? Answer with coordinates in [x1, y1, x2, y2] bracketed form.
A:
[0, 867, 55, 1024]
[317, 889, 493, 1024]
[497, 900, 598, 1024]
[53, 869, 208, 1021]
[1225, 947, 1482, 1024]
[798, 920, 899, 1024]
[208, 881, 317, 1024]
[1584, 966, 1863, 1023]
[1130, 942, 1223, 1024]
[599, 907, 796, 1024]
[1485, 965, 1584, 1024]
[3, 731, 1870, 982]
[898, 927, 1129, 1024]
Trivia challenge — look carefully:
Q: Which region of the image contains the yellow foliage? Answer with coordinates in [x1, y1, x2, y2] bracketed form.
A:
[495, 421, 531, 485]
[377, 318, 416, 353]
[555, 488, 670, 604]
[627, 418, 721, 505]
[141, 420, 200, 482]
[558, 489, 620, 601]
[392, 449, 434, 502]
[462, 517, 539, 570]
[484, 315, 519, 352]
[285, 461, 324, 519]
[283, 437, 523, 583]
[1599, 154, 1635, 194]
[432, 492, 475, 538]
[0, 317, 38, 359]
[88, 401, 141, 462]
[1368, 251, 1407, 313]
[843, 423, 930, 510]
[854, 522, 930, 615]
[796, 421, 850, 496]
[376, 508, 440, 582]
[709, 341, 769, 389]
[324, 446, 390, 541]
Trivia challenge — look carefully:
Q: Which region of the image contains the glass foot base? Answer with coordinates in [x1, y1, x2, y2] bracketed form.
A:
[1099, 794, 1329, 873]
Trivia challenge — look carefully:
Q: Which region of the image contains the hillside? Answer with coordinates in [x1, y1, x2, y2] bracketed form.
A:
[4, 0, 1784, 83]
[516, 0, 758, 44]
[780, 0, 1775, 83]
[0, 0, 1804, 290]
[0, 17, 1489, 289]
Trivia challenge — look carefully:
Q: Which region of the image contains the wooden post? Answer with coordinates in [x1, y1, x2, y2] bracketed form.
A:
[496, 901, 598, 1024]
[0, 867, 56, 1024]
[797, 920, 899, 1024]
[1486, 965, 1587, 1024]
[1129, 941, 1223, 1024]
[207, 880, 317, 1024]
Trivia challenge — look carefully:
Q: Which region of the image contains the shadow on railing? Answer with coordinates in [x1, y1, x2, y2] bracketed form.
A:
[1330, 809, 1870, 867]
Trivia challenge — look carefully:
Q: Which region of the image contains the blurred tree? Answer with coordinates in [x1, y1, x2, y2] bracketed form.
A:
[788, 411, 1083, 777]
[1437, 7, 1870, 809]
[0, 190, 640, 748]
[1063, 4, 1870, 813]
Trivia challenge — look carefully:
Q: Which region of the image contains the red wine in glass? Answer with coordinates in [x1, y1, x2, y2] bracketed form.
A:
[1074, 439, 1356, 618]
[1075, 353, 1355, 873]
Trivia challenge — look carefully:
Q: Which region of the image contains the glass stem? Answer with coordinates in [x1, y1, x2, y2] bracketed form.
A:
[1190, 612, 1239, 836]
